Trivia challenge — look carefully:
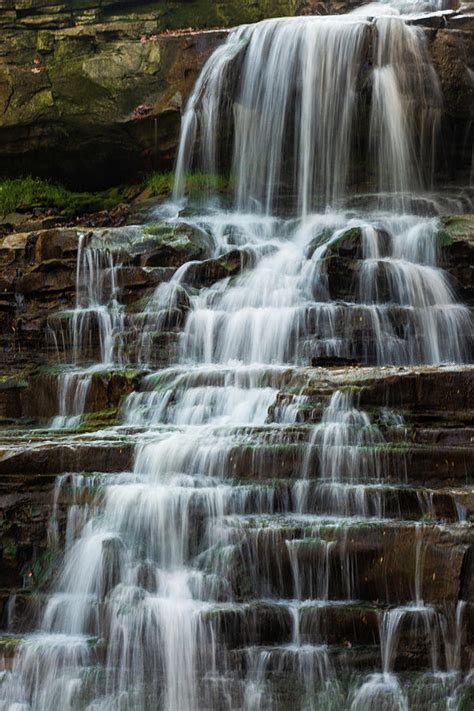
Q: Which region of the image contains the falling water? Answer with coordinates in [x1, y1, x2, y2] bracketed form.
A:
[47, 234, 124, 429]
[369, 14, 442, 204]
[1, 1, 472, 710]
[163, 214, 471, 367]
[174, 5, 442, 214]
[295, 389, 387, 517]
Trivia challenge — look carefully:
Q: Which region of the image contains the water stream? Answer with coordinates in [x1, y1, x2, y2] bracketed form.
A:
[0, 1, 472, 710]
[47, 233, 124, 429]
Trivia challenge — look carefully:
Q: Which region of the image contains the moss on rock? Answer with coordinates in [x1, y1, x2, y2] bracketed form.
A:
[141, 221, 212, 266]
[440, 215, 474, 245]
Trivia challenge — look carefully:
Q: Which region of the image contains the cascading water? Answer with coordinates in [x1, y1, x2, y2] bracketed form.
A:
[174, 4, 443, 213]
[47, 233, 124, 429]
[1, 1, 472, 710]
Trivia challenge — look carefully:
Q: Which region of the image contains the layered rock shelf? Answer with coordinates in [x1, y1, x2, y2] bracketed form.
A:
[0, 210, 473, 707]
[1, 215, 473, 374]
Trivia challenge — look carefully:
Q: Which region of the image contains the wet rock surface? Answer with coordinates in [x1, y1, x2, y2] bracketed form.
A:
[0, 1, 345, 188]
[1, 214, 473, 372]
[0, 23, 227, 187]
[0, 364, 473, 687]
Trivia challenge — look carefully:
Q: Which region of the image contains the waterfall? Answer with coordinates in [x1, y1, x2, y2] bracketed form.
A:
[71, 233, 124, 366]
[370, 13, 441, 204]
[1, 1, 472, 710]
[174, 8, 442, 214]
[47, 233, 124, 429]
[295, 389, 387, 517]
[171, 214, 470, 366]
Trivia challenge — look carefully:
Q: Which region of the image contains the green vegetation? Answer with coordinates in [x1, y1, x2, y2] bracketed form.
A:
[78, 408, 120, 432]
[325, 226, 362, 255]
[458, 684, 474, 711]
[89, 367, 143, 382]
[438, 215, 474, 249]
[0, 374, 28, 387]
[0, 172, 229, 219]
[143, 221, 180, 236]
[0, 637, 22, 652]
[0, 177, 122, 218]
[29, 548, 62, 589]
[437, 229, 453, 248]
[145, 171, 228, 197]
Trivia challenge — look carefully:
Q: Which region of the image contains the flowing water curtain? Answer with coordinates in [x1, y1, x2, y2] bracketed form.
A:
[370, 15, 442, 204]
[46, 232, 125, 429]
[174, 11, 444, 214]
[230, 17, 369, 214]
[175, 16, 369, 213]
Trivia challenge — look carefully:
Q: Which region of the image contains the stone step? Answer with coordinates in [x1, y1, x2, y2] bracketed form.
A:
[202, 600, 469, 671]
[0, 591, 41, 635]
[213, 518, 471, 605]
[21, 367, 144, 420]
[4, 364, 474, 420]
[123, 364, 474, 421]
[3, 593, 471, 675]
[0, 428, 471, 487]
[202, 601, 379, 650]
[0, 439, 134, 480]
[185, 440, 473, 487]
[203, 600, 471, 672]
[46, 475, 474, 524]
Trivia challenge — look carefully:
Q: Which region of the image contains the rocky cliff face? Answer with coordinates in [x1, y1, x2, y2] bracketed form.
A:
[0, 1, 298, 187]
[0, 2, 472, 188]
[0, 6, 473, 701]
[0, 23, 227, 188]
[1, 214, 473, 375]
[0, 0, 301, 29]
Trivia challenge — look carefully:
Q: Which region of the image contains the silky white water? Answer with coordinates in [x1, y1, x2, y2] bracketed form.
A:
[0, 1, 472, 710]
[174, 4, 443, 214]
[47, 233, 124, 429]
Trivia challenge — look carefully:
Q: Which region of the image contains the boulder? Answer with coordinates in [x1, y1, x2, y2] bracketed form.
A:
[137, 222, 212, 267]
[184, 249, 243, 287]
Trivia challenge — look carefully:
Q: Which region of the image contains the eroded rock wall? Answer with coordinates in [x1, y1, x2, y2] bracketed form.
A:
[0, 1, 301, 187]
[0, 24, 228, 187]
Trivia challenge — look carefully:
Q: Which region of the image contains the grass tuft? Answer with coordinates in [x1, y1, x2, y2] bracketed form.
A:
[145, 171, 228, 196]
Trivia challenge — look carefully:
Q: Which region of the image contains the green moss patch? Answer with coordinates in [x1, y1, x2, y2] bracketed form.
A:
[437, 229, 453, 247]
[440, 215, 474, 245]
[78, 408, 120, 431]
[0, 177, 123, 218]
